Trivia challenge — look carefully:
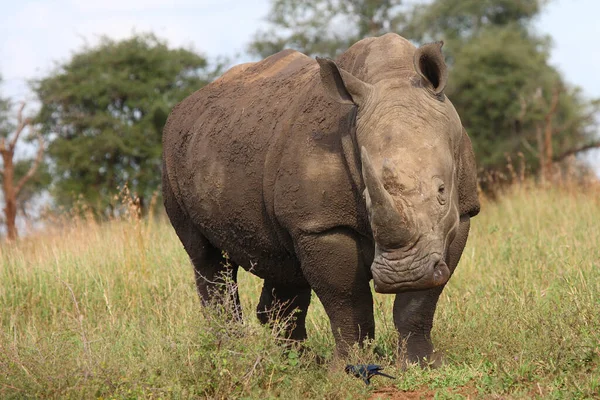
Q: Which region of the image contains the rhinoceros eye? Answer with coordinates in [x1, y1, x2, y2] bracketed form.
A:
[437, 183, 447, 205]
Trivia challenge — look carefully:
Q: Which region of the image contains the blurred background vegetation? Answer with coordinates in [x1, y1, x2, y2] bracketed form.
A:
[0, 0, 599, 238]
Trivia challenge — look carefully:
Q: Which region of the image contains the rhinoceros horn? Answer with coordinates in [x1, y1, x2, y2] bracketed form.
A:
[361, 146, 415, 248]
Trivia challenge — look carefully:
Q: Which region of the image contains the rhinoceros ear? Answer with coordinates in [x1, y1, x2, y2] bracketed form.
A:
[316, 57, 373, 106]
[457, 127, 480, 217]
[414, 41, 448, 95]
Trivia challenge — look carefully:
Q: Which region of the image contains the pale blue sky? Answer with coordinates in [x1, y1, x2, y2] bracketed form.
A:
[1, 0, 599, 99]
[0, 0, 598, 169]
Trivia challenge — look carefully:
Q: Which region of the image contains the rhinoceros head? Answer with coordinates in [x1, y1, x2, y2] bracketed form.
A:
[317, 41, 477, 293]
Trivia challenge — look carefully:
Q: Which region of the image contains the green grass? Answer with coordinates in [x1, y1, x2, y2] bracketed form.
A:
[1, 184, 599, 399]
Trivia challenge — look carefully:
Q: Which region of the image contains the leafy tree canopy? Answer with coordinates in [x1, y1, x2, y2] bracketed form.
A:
[406, 0, 544, 44]
[33, 33, 218, 214]
[249, 0, 407, 58]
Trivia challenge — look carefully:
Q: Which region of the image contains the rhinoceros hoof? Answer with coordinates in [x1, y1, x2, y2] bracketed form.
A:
[399, 349, 445, 369]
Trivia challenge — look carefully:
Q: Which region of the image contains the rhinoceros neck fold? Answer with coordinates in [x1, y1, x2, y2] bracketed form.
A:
[339, 107, 363, 192]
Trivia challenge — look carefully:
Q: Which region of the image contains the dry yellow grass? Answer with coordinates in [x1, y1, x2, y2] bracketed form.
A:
[1, 183, 599, 399]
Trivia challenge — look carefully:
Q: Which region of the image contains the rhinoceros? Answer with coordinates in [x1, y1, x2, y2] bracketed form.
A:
[162, 33, 480, 365]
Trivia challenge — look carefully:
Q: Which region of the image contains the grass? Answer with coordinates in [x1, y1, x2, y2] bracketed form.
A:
[1, 184, 599, 399]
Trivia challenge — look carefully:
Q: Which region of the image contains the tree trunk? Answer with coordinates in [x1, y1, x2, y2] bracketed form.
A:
[542, 87, 560, 182]
[137, 195, 146, 218]
[543, 114, 554, 181]
[1, 151, 18, 240]
[0, 102, 43, 241]
[536, 124, 546, 183]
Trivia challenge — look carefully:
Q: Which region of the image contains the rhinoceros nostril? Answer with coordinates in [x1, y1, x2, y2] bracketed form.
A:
[432, 260, 450, 287]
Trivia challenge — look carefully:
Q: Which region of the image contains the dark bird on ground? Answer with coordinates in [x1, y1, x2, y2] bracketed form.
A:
[345, 364, 396, 385]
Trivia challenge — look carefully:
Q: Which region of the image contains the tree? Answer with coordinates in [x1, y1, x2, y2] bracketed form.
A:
[33, 33, 218, 215]
[404, 0, 544, 46]
[407, 0, 600, 174]
[249, 0, 407, 58]
[0, 99, 44, 241]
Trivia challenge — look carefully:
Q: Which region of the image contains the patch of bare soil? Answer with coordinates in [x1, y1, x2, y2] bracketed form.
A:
[371, 386, 479, 400]
[370, 386, 436, 400]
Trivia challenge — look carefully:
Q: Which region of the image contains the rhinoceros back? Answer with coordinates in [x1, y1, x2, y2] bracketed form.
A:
[162, 50, 318, 276]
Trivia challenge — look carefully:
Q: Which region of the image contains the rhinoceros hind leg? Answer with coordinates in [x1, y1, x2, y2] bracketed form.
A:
[256, 281, 311, 341]
[163, 174, 242, 320]
[189, 236, 242, 321]
[177, 228, 242, 320]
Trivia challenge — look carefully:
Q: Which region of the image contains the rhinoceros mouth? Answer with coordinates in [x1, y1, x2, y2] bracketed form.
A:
[370, 250, 449, 293]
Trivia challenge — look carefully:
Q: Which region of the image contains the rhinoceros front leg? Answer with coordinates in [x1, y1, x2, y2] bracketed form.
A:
[393, 286, 443, 367]
[256, 281, 311, 341]
[295, 229, 375, 357]
[393, 217, 471, 367]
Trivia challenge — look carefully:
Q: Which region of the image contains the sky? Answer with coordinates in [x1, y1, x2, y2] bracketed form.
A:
[0, 0, 599, 168]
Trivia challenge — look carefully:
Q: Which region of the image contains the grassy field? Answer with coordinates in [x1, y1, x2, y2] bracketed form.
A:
[1, 184, 599, 399]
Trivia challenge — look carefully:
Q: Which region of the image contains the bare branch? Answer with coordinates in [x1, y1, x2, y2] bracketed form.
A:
[553, 141, 600, 163]
[9, 102, 30, 151]
[14, 132, 44, 196]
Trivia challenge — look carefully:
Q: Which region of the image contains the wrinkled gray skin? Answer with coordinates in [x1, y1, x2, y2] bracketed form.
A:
[162, 34, 480, 365]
